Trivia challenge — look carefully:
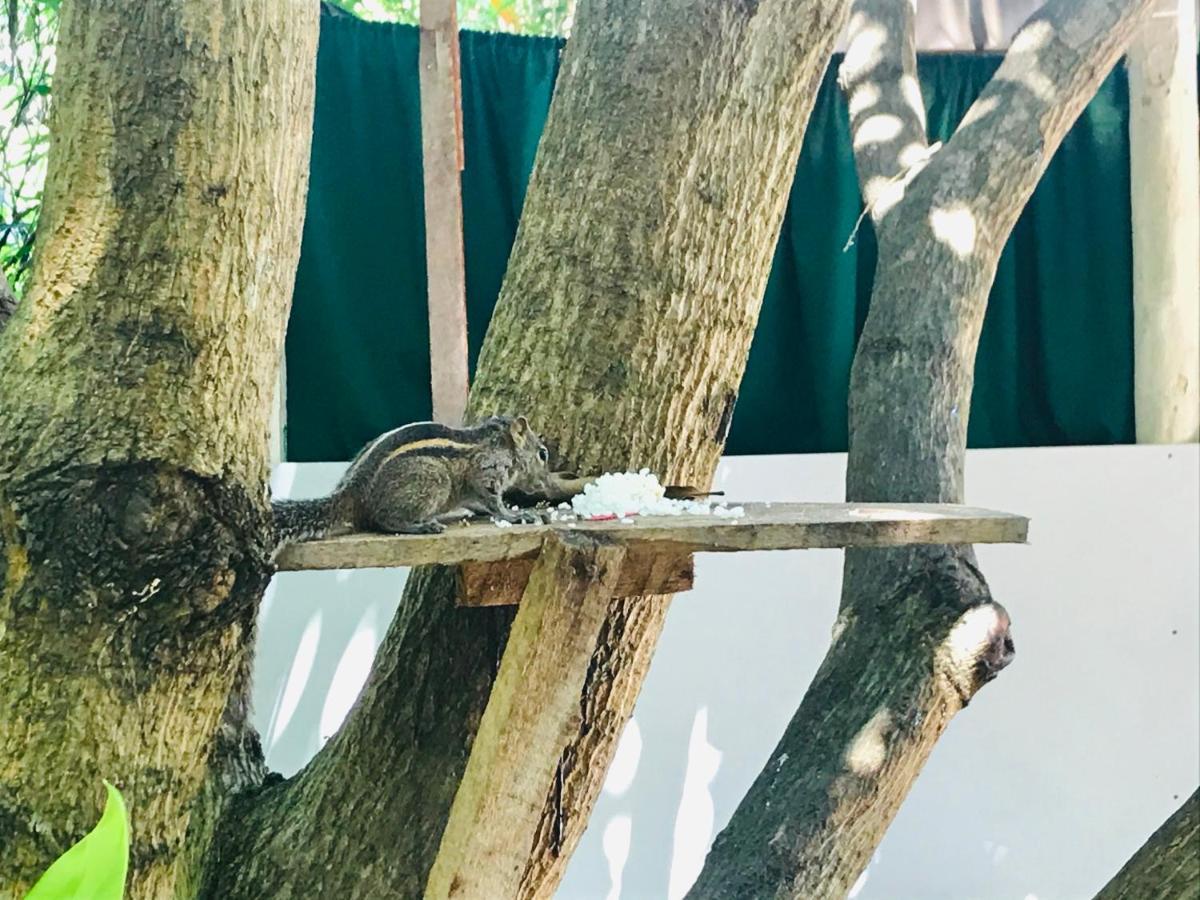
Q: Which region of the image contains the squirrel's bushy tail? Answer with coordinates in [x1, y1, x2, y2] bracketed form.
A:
[272, 496, 347, 552]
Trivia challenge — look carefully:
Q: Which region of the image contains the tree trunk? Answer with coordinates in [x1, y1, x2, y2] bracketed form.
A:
[0, 0, 317, 896]
[0, 268, 15, 334]
[1094, 788, 1199, 899]
[688, 0, 1154, 897]
[200, 0, 850, 896]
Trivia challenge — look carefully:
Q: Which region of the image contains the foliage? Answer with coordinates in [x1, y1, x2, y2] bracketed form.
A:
[0, 0, 567, 297]
[0, 0, 55, 297]
[325, 0, 574, 37]
[24, 781, 130, 900]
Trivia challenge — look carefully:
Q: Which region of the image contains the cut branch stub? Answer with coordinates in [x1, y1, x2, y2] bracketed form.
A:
[424, 532, 626, 900]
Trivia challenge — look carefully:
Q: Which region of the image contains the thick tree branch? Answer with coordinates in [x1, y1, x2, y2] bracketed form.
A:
[203, 0, 851, 896]
[689, 0, 1152, 897]
[944, 0, 1154, 222]
[838, 0, 931, 218]
[1094, 788, 1199, 899]
[849, 0, 1153, 507]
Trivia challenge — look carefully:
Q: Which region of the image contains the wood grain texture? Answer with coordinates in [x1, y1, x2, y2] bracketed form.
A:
[457, 551, 694, 607]
[275, 503, 1028, 571]
[1128, 0, 1200, 444]
[425, 534, 625, 899]
[420, 0, 470, 426]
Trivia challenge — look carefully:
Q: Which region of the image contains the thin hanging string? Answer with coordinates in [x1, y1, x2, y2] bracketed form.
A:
[843, 141, 943, 252]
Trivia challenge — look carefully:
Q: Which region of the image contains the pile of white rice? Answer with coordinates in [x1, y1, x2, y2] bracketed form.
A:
[560, 469, 744, 523]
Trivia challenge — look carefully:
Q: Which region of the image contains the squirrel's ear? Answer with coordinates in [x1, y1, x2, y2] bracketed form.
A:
[514, 415, 530, 434]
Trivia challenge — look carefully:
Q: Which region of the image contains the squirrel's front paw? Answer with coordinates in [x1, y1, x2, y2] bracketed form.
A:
[492, 507, 544, 526]
[396, 520, 445, 535]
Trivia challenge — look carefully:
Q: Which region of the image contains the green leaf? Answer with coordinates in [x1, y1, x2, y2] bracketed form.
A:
[33, 84, 50, 95]
[24, 781, 130, 900]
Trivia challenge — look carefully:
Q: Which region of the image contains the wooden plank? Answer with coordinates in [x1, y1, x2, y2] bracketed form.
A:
[419, 0, 470, 426]
[424, 533, 626, 900]
[1128, 0, 1199, 443]
[457, 551, 694, 607]
[275, 502, 1029, 571]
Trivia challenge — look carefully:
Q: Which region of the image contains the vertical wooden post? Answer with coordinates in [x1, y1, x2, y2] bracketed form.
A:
[419, 0, 470, 426]
[1128, 0, 1200, 444]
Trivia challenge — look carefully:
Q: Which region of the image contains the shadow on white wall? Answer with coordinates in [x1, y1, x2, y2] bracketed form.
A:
[256, 445, 1199, 899]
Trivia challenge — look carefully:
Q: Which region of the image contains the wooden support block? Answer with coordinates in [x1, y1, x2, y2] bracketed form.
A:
[457, 550, 694, 607]
[424, 533, 626, 900]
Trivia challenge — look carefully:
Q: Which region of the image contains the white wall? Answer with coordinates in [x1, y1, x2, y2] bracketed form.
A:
[256, 444, 1199, 899]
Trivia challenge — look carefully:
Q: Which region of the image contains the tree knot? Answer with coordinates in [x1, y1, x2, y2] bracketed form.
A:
[938, 601, 1014, 705]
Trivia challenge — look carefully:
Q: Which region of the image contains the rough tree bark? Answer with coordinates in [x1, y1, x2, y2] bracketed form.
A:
[199, 0, 850, 896]
[0, 269, 15, 333]
[0, 0, 318, 896]
[689, 0, 1155, 897]
[1094, 788, 1199, 899]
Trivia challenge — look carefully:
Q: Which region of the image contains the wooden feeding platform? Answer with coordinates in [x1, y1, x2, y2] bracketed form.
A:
[276, 501, 1028, 606]
[276, 500, 1027, 899]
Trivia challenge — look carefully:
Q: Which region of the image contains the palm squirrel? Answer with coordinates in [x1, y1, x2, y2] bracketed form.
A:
[272, 415, 551, 548]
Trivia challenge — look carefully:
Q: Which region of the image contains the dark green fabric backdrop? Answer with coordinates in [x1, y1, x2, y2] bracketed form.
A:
[285, 11, 1139, 462]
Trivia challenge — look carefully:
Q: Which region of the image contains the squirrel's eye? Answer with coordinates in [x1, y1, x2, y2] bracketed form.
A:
[538, 446, 549, 462]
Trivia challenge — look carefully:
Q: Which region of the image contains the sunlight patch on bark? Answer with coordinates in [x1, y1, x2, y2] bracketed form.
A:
[853, 113, 904, 149]
[900, 74, 926, 131]
[996, 21, 1058, 102]
[958, 94, 1001, 131]
[864, 176, 906, 218]
[843, 22, 889, 75]
[930, 206, 978, 258]
[844, 708, 893, 777]
[944, 604, 1008, 670]
[848, 82, 881, 118]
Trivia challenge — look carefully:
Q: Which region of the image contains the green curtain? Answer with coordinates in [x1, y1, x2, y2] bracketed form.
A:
[285, 11, 1138, 462]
